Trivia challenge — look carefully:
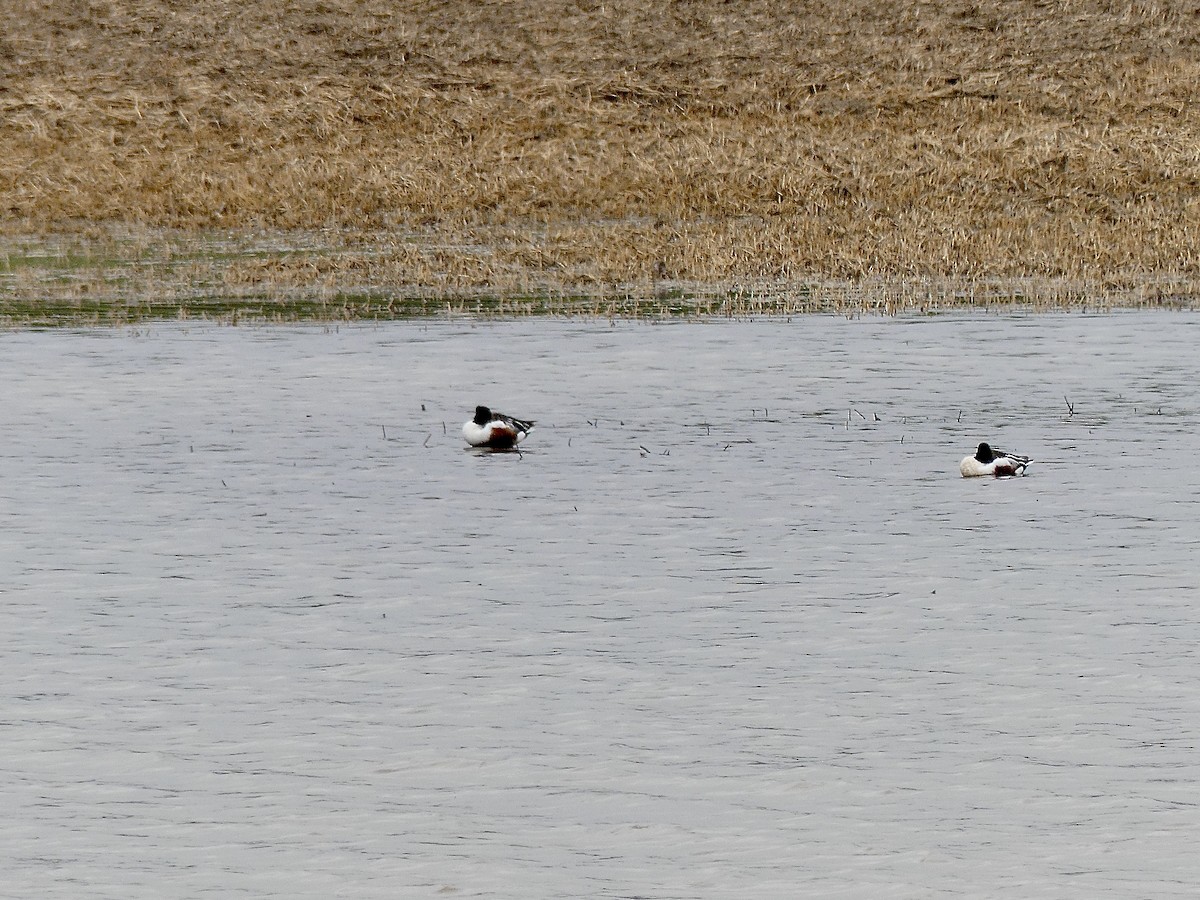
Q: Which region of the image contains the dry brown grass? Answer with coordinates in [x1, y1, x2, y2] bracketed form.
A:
[3, 0, 1200, 313]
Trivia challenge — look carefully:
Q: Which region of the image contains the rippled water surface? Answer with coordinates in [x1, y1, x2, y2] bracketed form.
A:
[3, 313, 1200, 898]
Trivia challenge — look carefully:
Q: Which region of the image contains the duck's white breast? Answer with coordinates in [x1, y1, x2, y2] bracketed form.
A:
[463, 421, 490, 446]
[960, 456, 992, 477]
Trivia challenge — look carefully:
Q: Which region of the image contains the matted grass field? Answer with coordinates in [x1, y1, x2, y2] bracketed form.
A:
[3, 0, 1199, 320]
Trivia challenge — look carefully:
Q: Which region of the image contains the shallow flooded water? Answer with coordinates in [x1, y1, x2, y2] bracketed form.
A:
[3, 312, 1200, 898]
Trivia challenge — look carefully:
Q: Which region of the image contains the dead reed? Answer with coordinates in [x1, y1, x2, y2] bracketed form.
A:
[3, 0, 1200, 317]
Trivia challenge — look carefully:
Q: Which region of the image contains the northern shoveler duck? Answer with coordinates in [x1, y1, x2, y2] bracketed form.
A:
[960, 442, 1032, 477]
[462, 406, 535, 449]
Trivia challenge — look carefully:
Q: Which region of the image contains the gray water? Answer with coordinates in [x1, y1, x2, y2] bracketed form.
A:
[3, 313, 1199, 899]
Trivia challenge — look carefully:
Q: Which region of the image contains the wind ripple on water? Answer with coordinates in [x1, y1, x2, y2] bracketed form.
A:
[2, 315, 1200, 898]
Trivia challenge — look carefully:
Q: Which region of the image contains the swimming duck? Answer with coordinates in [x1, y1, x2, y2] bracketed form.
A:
[960, 442, 1032, 477]
[463, 406, 535, 449]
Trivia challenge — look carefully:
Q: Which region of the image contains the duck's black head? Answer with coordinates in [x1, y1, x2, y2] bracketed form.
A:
[473, 406, 492, 425]
[975, 442, 994, 463]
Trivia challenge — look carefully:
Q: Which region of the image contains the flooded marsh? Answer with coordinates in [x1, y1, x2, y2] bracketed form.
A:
[6, 232, 1200, 326]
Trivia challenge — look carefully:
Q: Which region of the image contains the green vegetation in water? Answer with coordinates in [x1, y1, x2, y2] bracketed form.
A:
[0, 289, 774, 327]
